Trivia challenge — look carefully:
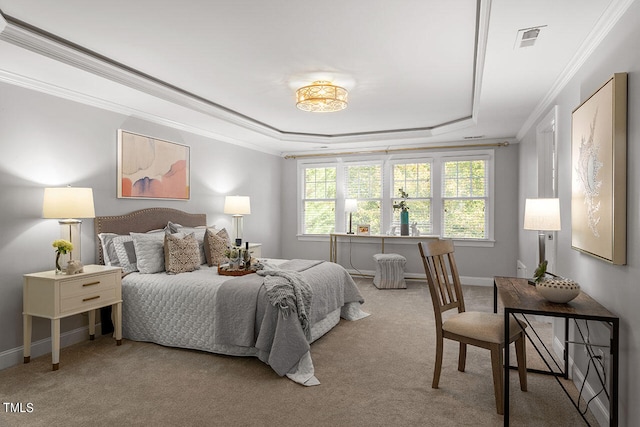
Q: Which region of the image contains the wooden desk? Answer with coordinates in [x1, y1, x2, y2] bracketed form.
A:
[329, 233, 438, 263]
[493, 276, 619, 426]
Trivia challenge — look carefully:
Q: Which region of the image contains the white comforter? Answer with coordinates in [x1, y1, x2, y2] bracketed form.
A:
[121, 260, 368, 385]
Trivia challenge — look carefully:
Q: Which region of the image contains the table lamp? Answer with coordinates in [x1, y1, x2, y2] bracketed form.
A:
[43, 186, 96, 263]
[224, 195, 251, 246]
[523, 198, 561, 267]
[345, 199, 358, 234]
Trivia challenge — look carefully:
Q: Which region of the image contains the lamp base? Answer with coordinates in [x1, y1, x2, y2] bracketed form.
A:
[58, 219, 82, 263]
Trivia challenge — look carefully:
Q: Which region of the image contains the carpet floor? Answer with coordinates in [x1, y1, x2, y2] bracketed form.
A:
[0, 278, 598, 426]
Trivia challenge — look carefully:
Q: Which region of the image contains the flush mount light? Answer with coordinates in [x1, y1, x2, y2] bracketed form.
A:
[296, 80, 348, 113]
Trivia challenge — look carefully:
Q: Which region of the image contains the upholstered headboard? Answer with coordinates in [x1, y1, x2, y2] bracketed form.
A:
[94, 208, 206, 265]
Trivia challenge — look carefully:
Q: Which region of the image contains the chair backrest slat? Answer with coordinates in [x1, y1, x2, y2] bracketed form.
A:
[418, 240, 466, 323]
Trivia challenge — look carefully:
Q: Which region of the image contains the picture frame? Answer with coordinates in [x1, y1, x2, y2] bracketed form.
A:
[357, 224, 370, 235]
[571, 73, 627, 265]
[117, 129, 190, 200]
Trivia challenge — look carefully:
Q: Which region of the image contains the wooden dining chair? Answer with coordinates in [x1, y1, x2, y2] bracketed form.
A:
[418, 239, 527, 415]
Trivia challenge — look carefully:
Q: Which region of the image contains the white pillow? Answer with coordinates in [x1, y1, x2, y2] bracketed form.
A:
[131, 231, 166, 274]
[98, 232, 119, 266]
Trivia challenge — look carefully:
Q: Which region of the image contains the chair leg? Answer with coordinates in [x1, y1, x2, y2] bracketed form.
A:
[457, 342, 467, 372]
[515, 333, 528, 392]
[490, 345, 504, 415]
[432, 335, 444, 389]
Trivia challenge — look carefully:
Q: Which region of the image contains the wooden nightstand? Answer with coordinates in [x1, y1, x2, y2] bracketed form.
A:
[23, 264, 122, 371]
[248, 243, 262, 259]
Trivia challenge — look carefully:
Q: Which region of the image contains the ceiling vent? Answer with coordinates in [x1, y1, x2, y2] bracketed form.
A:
[515, 26, 546, 49]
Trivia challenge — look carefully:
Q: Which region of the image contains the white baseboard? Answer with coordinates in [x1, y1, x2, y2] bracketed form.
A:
[0, 324, 101, 371]
[347, 269, 494, 287]
[552, 335, 609, 426]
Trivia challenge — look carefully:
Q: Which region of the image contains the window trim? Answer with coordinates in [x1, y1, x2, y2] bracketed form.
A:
[440, 154, 493, 240]
[297, 150, 495, 246]
[298, 162, 338, 235]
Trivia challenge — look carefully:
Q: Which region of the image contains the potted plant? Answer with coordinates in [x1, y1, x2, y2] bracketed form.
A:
[393, 188, 410, 236]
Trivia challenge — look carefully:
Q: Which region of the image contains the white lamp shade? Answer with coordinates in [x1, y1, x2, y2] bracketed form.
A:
[224, 196, 251, 215]
[345, 199, 358, 213]
[523, 198, 561, 231]
[43, 187, 95, 219]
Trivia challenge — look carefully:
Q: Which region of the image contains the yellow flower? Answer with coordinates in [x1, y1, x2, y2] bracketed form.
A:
[52, 239, 73, 254]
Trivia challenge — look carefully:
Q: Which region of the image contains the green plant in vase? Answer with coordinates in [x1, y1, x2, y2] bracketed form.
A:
[52, 239, 73, 274]
[393, 188, 410, 236]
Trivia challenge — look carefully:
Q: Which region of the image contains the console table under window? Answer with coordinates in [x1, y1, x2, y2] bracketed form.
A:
[494, 276, 619, 426]
[329, 233, 438, 263]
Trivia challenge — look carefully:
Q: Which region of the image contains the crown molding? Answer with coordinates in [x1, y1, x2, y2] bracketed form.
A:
[516, 0, 635, 141]
[0, 69, 283, 156]
[0, 7, 485, 146]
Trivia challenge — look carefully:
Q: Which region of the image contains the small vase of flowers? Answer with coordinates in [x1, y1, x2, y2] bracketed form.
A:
[225, 246, 240, 269]
[393, 188, 410, 236]
[52, 239, 73, 274]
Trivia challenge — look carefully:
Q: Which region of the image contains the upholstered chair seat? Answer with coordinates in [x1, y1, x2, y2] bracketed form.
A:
[443, 312, 526, 344]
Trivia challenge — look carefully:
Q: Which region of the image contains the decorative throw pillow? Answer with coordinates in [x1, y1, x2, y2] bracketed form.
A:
[131, 231, 166, 274]
[167, 222, 209, 264]
[204, 228, 231, 266]
[164, 232, 200, 274]
[110, 234, 138, 274]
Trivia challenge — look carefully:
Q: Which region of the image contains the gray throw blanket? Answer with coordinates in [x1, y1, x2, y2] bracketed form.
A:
[256, 260, 322, 340]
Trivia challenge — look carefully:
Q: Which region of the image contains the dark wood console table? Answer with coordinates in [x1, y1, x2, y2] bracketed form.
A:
[493, 276, 619, 426]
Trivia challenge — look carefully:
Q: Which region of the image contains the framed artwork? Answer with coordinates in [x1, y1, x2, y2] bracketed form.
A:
[357, 224, 370, 235]
[571, 73, 627, 265]
[117, 130, 190, 200]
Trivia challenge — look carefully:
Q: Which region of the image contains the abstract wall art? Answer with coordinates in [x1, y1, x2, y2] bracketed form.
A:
[117, 130, 190, 200]
[571, 73, 627, 265]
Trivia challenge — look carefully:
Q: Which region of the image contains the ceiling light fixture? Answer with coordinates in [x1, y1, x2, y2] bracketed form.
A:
[296, 81, 348, 113]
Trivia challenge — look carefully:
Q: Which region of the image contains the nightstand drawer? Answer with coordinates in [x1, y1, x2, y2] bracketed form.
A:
[60, 288, 118, 314]
[59, 274, 117, 298]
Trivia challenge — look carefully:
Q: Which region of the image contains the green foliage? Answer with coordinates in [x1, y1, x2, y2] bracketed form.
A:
[393, 188, 409, 212]
[533, 260, 548, 283]
[443, 199, 486, 239]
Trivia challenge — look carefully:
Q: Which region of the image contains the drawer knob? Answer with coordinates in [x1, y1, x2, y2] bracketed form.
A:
[82, 281, 100, 287]
[82, 296, 100, 302]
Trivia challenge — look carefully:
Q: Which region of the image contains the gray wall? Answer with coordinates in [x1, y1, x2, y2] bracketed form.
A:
[0, 81, 283, 355]
[518, 2, 640, 424]
[280, 143, 520, 282]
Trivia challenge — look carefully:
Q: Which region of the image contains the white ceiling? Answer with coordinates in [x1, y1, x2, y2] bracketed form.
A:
[0, 0, 629, 157]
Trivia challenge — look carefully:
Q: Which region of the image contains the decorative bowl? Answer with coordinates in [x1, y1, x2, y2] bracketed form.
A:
[536, 278, 580, 303]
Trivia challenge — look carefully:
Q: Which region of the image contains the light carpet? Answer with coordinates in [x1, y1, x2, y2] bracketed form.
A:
[0, 278, 598, 426]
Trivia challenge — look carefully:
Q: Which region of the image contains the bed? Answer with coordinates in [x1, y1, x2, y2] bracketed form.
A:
[94, 208, 368, 385]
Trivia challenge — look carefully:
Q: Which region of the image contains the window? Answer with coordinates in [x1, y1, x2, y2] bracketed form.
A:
[345, 163, 382, 234]
[392, 162, 432, 234]
[298, 150, 493, 243]
[442, 159, 488, 239]
[302, 166, 336, 234]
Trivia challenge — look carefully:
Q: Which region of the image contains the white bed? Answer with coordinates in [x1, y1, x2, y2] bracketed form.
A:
[95, 208, 368, 385]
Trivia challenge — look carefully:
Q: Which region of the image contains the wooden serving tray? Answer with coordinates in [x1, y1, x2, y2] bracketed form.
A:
[217, 264, 258, 276]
